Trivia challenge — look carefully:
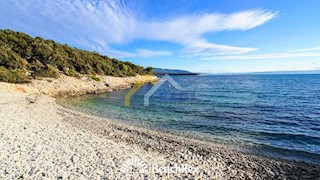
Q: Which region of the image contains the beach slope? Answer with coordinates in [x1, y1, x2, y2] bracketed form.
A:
[0, 92, 319, 179]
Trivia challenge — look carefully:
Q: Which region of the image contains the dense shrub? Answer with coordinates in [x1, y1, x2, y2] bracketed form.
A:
[0, 66, 30, 83]
[31, 64, 60, 78]
[91, 75, 101, 81]
[0, 29, 154, 83]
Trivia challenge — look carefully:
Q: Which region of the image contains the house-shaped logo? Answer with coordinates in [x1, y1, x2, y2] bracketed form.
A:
[144, 74, 182, 106]
[125, 74, 182, 106]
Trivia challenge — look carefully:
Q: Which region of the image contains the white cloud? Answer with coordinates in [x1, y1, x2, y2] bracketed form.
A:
[134, 49, 172, 58]
[104, 49, 135, 59]
[202, 53, 320, 60]
[182, 40, 257, 57]
[139, 9, 276, 56]
[290, 47, 320, 52]
[106, 48, 172, 58]
[0, 0, 136, 52]
[0, 0, 276, 58]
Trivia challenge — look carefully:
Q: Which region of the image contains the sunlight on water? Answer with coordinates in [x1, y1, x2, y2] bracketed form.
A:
[57, 74, 320, 163]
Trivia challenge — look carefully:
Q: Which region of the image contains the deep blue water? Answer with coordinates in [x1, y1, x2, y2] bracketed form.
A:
[57, 74, 320, 163]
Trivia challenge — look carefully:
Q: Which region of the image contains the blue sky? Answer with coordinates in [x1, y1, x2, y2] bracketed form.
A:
[1, 0, 320, 73]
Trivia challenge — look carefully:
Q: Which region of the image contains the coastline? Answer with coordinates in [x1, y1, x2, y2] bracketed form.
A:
[0, 74, 158, 97]
[0, 77, 320, 179]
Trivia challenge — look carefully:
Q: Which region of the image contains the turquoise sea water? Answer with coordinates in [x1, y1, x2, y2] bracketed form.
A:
[57, 74, 320, 164]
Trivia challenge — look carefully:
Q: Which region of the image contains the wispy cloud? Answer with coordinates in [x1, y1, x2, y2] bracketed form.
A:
[109, 49, 173, 58]
[182, 40, 257, 57]
[202, 52, 320, 60]
[0, 0, 276, 58]
[140, 9, 276, 57]
[290, 47, 320, 52]
[134, 49, 172, 58]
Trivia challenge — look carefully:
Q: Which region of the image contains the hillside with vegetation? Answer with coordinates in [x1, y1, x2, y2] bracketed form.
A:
[0, 29, 153, 83]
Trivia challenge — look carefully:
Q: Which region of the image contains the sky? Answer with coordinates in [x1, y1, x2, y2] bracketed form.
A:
[1, 0, 320, 73]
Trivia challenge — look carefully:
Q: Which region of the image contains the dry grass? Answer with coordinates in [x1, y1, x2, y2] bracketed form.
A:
[133, 75, 159, 86]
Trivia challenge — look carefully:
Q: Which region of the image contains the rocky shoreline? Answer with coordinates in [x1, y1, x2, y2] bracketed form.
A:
[0, 74, 158, 97]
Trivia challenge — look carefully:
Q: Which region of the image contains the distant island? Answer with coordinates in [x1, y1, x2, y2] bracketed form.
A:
[154, 68, 198, 75]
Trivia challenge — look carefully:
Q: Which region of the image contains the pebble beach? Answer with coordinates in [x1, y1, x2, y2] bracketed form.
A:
[0, 76, 320, 179]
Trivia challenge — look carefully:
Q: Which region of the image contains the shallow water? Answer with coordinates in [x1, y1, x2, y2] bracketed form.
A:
[57, 74, 320, 164]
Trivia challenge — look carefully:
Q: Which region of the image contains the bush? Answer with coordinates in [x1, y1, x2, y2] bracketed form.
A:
[47, 64, 60, 78]
[91, 75, 100, 81]
[0, 66, 30, 83]
[32, 64, 60, 78]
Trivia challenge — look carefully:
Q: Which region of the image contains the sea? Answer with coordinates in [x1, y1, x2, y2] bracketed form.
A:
[57, 74, 320, 164]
